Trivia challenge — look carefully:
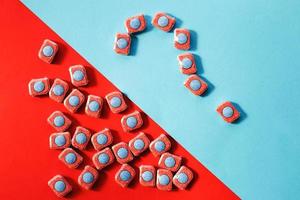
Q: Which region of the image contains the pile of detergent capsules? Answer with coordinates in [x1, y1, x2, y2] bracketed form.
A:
[114, 12, 241, 123]
[28, 39, 195, 198]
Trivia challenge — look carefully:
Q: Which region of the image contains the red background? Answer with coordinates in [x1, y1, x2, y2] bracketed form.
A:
[0, 1, 239, 199]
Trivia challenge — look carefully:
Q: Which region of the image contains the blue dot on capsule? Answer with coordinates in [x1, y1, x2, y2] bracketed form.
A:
[120, 170, 131, 181]
[54, 116, 65, 127]
[222, 106, 234, 118]
[116, 38, 128, 49]
[142, 171, 153, 182]
[53, 84, 64, 96]
[54, 180, 66, 192]
[177, 172, 188, 184]
[182, 58, 192, 69]
[55, 135, 66, 147]
[110, 96, 122, 108]
[164, 157, 176, 168]
[82, 172, 94, 183]
[126, 116, 137, 128]
[176, 33, 188, 44]
[73, 70, 84, 81]
[154, 140, 165, 152]
[88, 100, 100, 112]
[68, 95, 80, 107]
[158, 16, 169, 27]
[133, 139, 144, 150]
[33, 81, 45, 92]
[75, 133, 87, 144]
[159, 175, 170, 186]
[96, 133, 108, 145]
[189, 79, 201, 91]
[130, 18, 141, 29]
[98, 153, 109, 164]
[42, 45, 54, 57]
[117, 147, 128, 159]
[65, 152, 77, 164]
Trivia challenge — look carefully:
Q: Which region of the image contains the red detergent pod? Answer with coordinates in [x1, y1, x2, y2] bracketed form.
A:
[174, 28, 191, 50]
[149, 134, 171, 157]
[105, 91, 127, 113]
[158, 152, 182, 172]
[48, 175, 72, 197]
[69, 65, 88, 87]
[152, 12, 176, 32]
[184, 74, 208, 96]
[156, 169, 173, 191]
[128, 132, 150, 156]
[92, 147, 115, 170]
[71, 126, 91, 150]
[47, 111, 72, 132]
[49, 78, 69, 103]
[58, 148, 83, 169]
[28, 77, 50, 97]
[112, 142, 134, 164]
[91, 128, 113, 151]
[139, 165, 156, 187]
[121, 110, 143, 132]
[78, 165, 99, 190]
[216, 101, 240, 123]
[49, 132, 71, 150]
[125, 14, 146, 34]
[85, 95, 104, 118]
[64, 89, 85, 113]
[173, 166, 194, 190]
[115, 164, 136, 187]
[38, 39, 58, 64]
[177, 53, 197, 74]
[114, 33, 131, 55]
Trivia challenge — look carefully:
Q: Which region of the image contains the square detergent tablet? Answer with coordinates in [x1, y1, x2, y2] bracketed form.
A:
[184, 75, 208, 96]
[158, 152, 182, 172]
[177, 53, 197, 74]
[64, 89, 85, 113]
[49, 78, 69, 103]
[91, 128, 113, 151]
[112, 142, 134, 164]
[85, 95, 104, 118]
[156, 169, 173, 191]
[114, 33, 131, 55]
[174, 28, 191, 50]
[121, 111, 143, 132]
[149, 134, 171, 157]
[128, 132, 150, 156]
[216, 101, 240, 123]
[152, 12, 175, 32]
[105, 91, 127, 113]
[92, 147, 115, 170]
[28, 77, 50, 97]
[69, 65, 88, 87]
[49, 132, 71, 150]
[173, 166, 194, 190]
[78, 165, 98, 190]
[125, 14, 146, 34]
[139, 165, 156, 187]
[115, 164, 136, 187]
[58, 148, 83, 169]
[47, 111, 71, 132]
[48, 175, 72, 197]
[38, 39, 58, 64]
[71, 126, 91, 150]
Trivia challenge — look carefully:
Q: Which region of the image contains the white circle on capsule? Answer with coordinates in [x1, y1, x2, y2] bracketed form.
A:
[42, 45, 54, 57]
[158, 16, 169, 27]
[110, 96, 122, 108]
[116, 38, 128, 49]
[189, 79, 201, 91]
[222, 106, 234, 118]
[33, 81, 45, 92]
[181, 58, 192, 69]
[176, 33, 187, 44]
[130, 18, 141, 29]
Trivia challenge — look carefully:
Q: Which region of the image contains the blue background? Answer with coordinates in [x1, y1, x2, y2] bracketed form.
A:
[22, 0, 300, 199]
